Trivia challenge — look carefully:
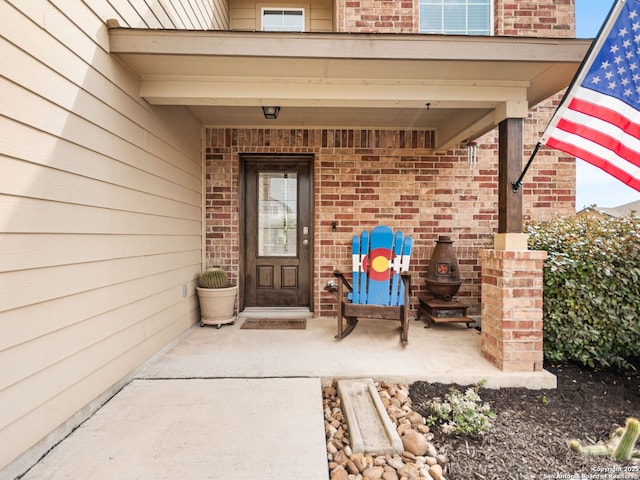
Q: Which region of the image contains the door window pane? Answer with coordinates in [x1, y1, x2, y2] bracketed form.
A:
[258, 172, 297, 256]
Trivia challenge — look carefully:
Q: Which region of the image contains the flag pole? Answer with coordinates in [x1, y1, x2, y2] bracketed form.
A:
[511, 142, 542, 193]
[511, 0, 625, 194]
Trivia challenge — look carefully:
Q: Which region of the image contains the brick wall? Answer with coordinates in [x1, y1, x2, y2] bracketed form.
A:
[204, 126, 572, 316]
[338, 0, 576, 37]
[495, 0, 575, 37]
[337, 0, 418, 33]
[204, 129, 241, 284]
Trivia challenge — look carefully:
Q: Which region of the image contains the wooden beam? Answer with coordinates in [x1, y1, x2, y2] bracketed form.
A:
[108, 29, 591, 64]
[139, 79, 528, 106]
[498, 118, 523, 233]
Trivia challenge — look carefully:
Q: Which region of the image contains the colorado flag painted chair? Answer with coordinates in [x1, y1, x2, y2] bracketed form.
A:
[330, 225, 413, 346]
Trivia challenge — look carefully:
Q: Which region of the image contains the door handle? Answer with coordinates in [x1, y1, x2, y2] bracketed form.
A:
[303, 239, 310, 246]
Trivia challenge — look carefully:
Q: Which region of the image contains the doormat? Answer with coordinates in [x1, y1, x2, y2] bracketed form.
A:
[240, 318, 307, 330]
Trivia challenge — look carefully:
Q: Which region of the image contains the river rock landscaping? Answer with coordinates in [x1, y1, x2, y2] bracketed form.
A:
[324, 380, 450, 480]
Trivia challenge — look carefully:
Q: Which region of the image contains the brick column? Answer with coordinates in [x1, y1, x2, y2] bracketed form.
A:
[480, 249, 547, 371]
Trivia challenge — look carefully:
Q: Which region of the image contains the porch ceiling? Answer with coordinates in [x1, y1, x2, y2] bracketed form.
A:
[108, 29, 591, 150]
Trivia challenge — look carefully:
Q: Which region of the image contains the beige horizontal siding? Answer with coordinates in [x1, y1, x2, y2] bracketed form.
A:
[0, 0, 204, 475]
[0, 281, 200, 405]
[84, 0, 230, 29]
[1, 234, 201, 273]
[310, 17, 333, 31]
[1, 156, 201, 220]
[0, 304, 195, 473]
[1, 249, 202, 311]
[211, 0, 231, 29]
[0, 118, 200, 200]
[0, 265, 199, 351]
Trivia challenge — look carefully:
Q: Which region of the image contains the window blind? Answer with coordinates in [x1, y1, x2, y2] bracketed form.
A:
[419, 0, 491, 35]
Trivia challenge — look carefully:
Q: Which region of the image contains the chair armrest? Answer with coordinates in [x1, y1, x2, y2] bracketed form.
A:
[333, 269, 353, 293]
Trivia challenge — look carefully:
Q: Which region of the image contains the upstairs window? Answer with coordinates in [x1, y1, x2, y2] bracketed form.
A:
[419, 0, 492, 36]
[262, 9, 304, 32]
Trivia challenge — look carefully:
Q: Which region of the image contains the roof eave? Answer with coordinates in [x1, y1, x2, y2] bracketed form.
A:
[108, 29, 592, 150]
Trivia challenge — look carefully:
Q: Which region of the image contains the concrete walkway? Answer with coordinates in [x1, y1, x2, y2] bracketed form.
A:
[21, 377, 327, 480]
[19, 314, 555, 480]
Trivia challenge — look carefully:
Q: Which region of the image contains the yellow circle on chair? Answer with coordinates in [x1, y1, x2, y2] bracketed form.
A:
[371, 255, 389, 272]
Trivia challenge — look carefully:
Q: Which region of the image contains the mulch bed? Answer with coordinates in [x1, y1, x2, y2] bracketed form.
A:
[409, 359, 640, 480]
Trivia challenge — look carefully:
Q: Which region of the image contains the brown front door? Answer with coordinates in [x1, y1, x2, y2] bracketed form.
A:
[242, 155, 313, 308]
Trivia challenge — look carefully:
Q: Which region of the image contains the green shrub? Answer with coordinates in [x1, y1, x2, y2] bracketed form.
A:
[424, 381, 495, 436]
[526, 215, 640, 369]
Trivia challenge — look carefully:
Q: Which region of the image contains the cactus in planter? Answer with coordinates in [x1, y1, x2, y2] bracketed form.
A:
[199, 268, 229, 289]
[196, 267, 237, 327]
[570, 417, 640, 462]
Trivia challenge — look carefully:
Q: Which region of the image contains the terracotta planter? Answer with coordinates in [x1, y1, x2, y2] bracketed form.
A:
[196, 285, 238, 328]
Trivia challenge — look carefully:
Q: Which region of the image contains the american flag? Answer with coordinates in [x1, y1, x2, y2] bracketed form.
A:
[542, 0, 640, 192]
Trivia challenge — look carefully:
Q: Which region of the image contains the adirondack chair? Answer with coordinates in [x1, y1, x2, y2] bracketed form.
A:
[329, 226, 413, 346]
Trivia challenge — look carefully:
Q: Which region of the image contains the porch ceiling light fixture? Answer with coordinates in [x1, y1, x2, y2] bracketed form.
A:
[262, 106, 280, 119]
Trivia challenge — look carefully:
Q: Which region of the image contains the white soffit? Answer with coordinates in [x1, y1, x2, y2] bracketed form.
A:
[109, 30, 591, 150]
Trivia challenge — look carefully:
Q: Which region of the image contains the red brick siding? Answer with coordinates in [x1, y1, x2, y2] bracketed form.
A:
[495, 0, 575, 37]
[338, 0, 419, 33]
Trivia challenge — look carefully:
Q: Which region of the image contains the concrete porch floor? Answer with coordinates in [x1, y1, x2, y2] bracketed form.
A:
[17, 313, 555, 480]
[141, 312, 555, 388]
